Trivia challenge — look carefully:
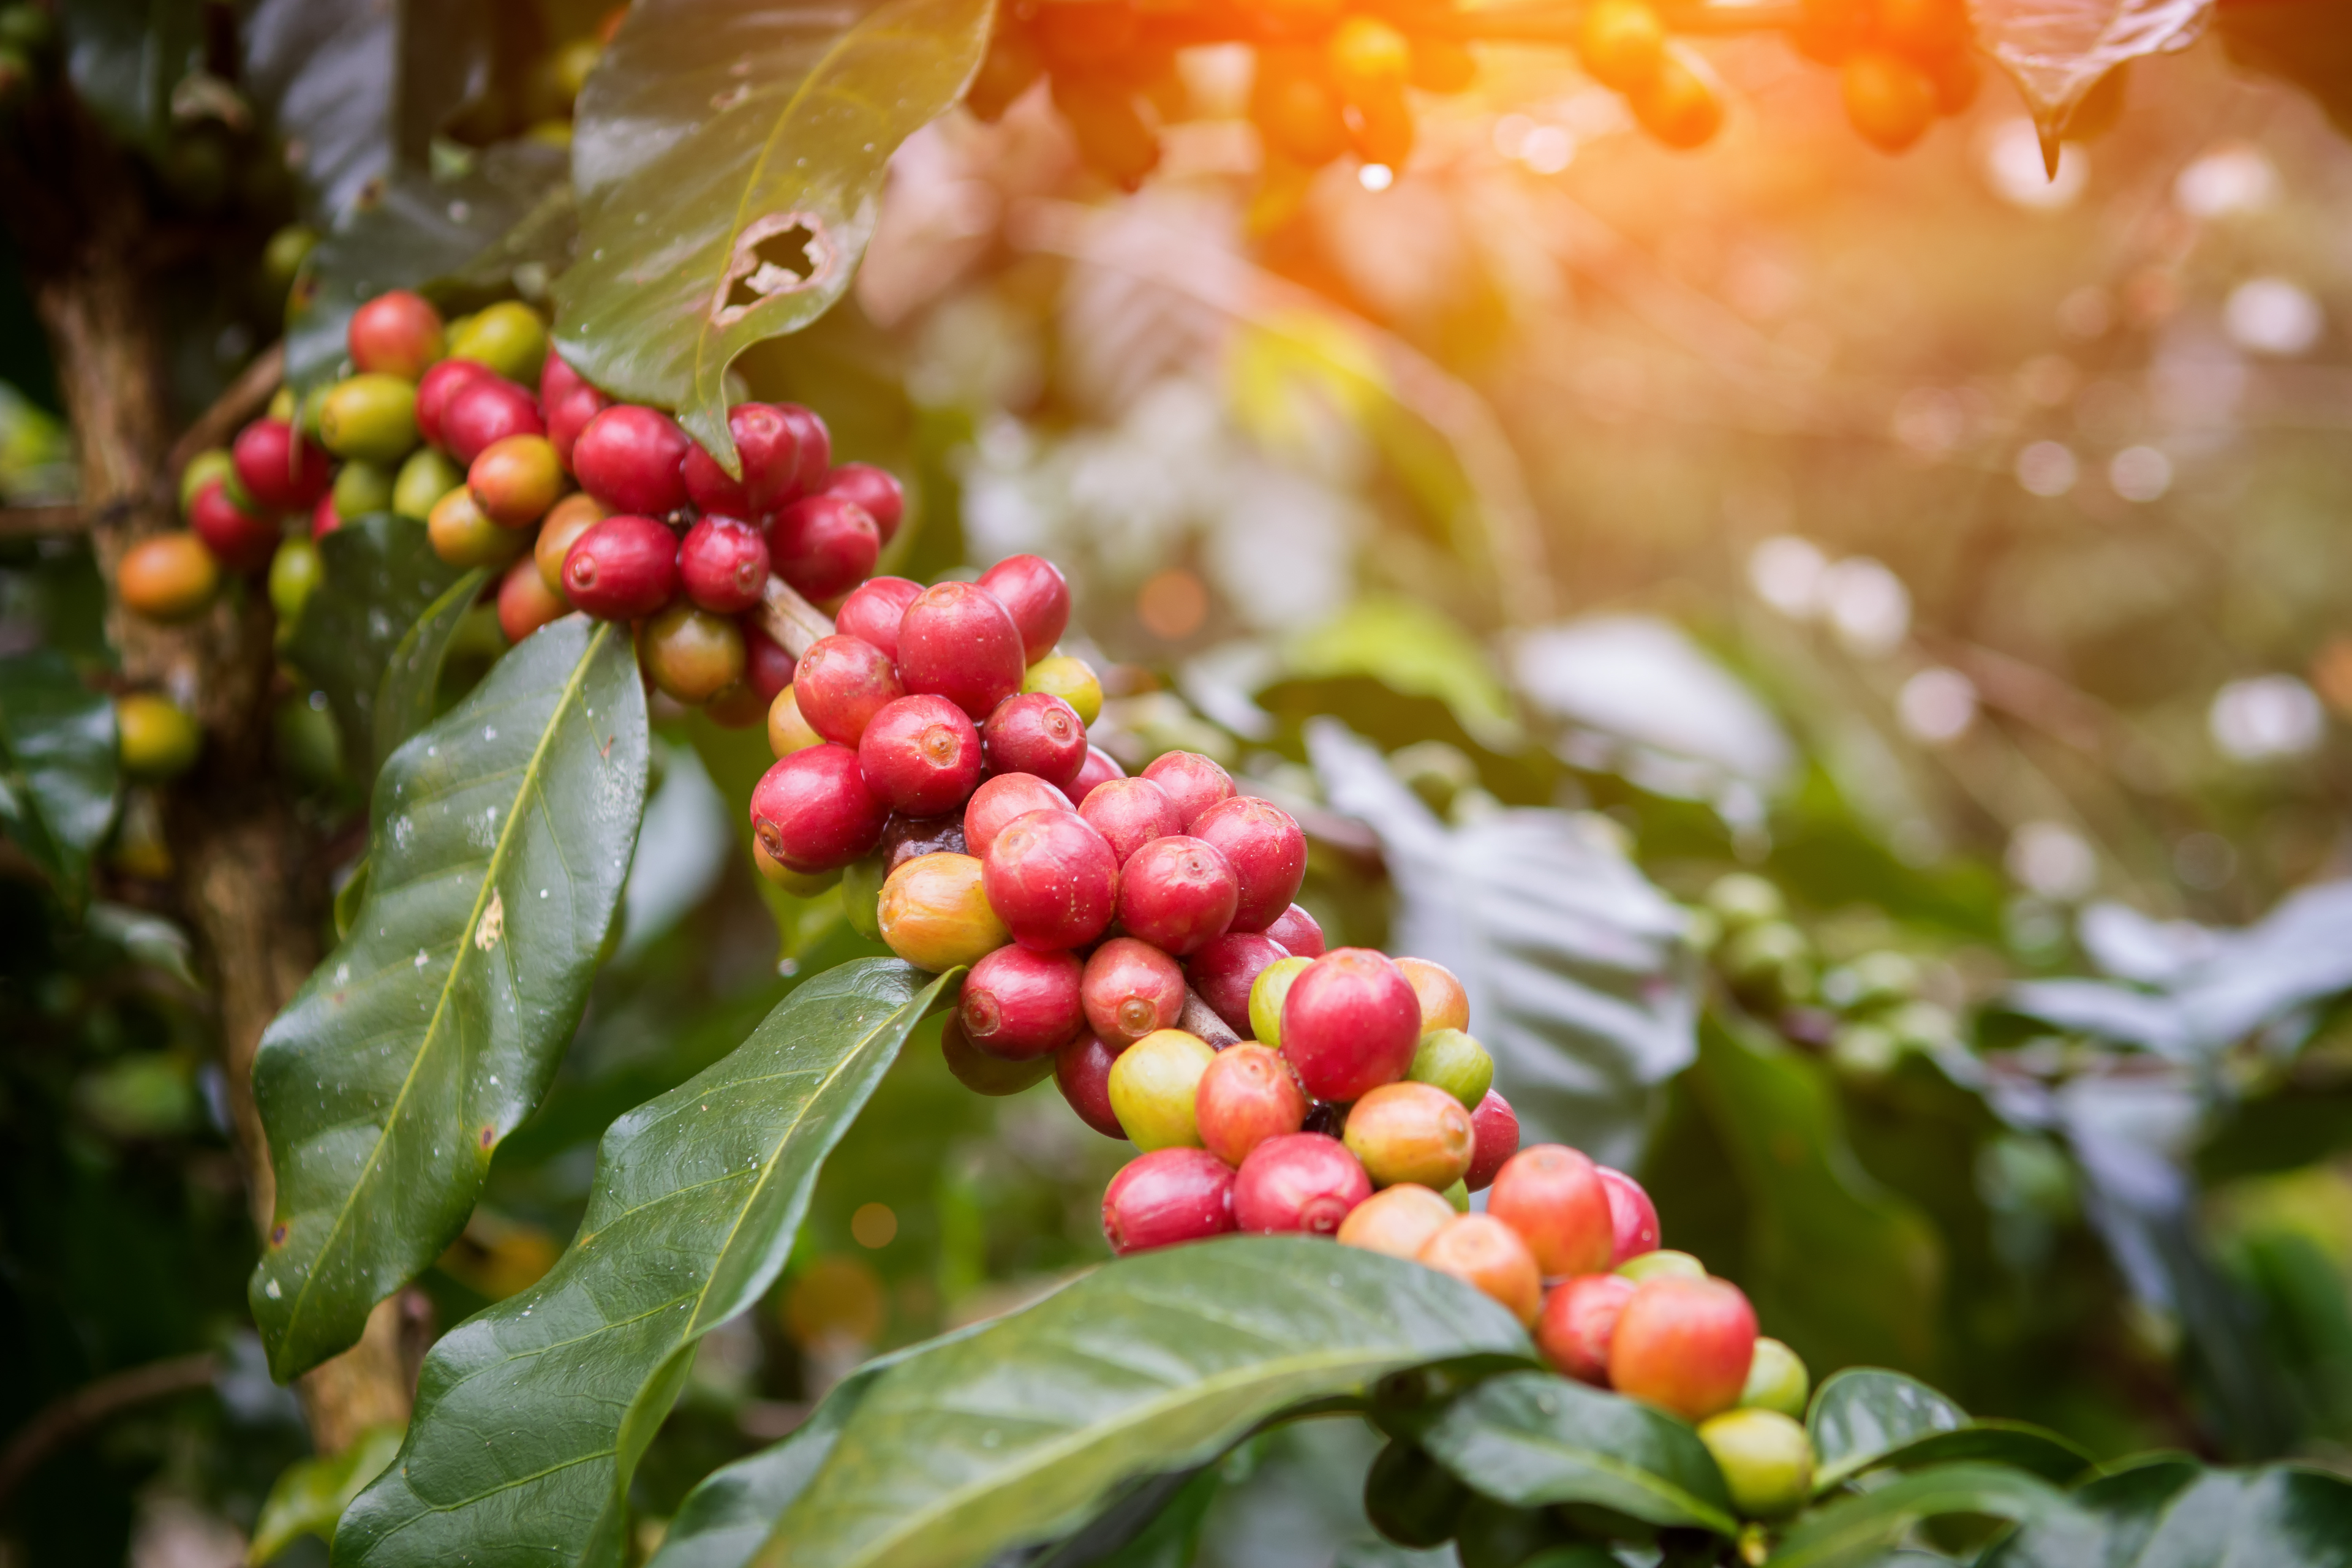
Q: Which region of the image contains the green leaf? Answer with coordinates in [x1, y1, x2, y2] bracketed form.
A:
[334, 959, 957, 1568]
[1766, 1463, 2074, 1568]
[250, 616, 649, 1379]
[1408, 1370, 1737, 1536]
[551, 0, 993, 469]
[1980, 1456, 2352, 1567]
[1807, 1371, 2088, 1493]
[61, 0, 203, 153]
[248, 1422, 403, 1563]
[0, 649, 119, 905]
[372, 568, 491, 769]
[1967, 1, 2208, 152]
[285, 514, 473, 778]
[1285, 599, 1520, 752]
[728, 1237, 1531, 1568]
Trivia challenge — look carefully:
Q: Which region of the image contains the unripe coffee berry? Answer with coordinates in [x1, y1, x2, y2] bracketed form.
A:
[1190, 795, 1306, 932]
[440, 375, 546, 466]
[769, 494, 878, 601]
[960, 944, 1085, 1061]
[1538, 1273, 1636, 1385]
[1599, 1166, 1661, 1266]
[429, 488, 527, 570]
[982, 808, 1118, 951]
[1117, 835, 1238, 956]
[824, 462, 904, 544]
[1186, 931, 1289, 1038]
[1610, 1276, 1759, 1421]
[977, 552, 1070, 662]
[981, 692, 1087, 788]
[469, 434, 563, 527]
[963, 772, 1069, 860]
[878, 851, 1009, 971]
[1062, 744, 1125, 808]
[681, 402, 802, 518]
[1741, 1336, 1810, 1419]
[643, 603, 745, 705]
[347, 289, 445, 380]
[189, 481, 279, 571]
[269, 537, 322, 622]
[793, 634, 903, 747]
[1336, 1182, 1455, 1260]
[1264, 903, 1325, 959]
[393, 446, 464, 521]
[1466, 1089, 1518, 1191]
[1407, 1029, 1494, 1110]
[859, 694, 981, 817]
[835, 575, 921, 660]
[561, 514, 677, 619]
[319, 373, 420, 465]
[897, 580, 1026, 720]
[1279, 948, 1421, 1102]
[1396, 957, 1471, 1035]
[753, 843, 839, 896]
[573, 404, 692, 516]
[1232, 1132, 1370, 1235]
[534, 494, 608, 596]
[1194, 1042, 1307, 1167]
[1080, 778, 1182, 866]
[1344, 1082, 1475, 1190]
[331, 458, 393, 521]
[1488, 1144, 1613, 1278]
[232, 418, 331, 511]
[497, 556, 568, 644]
[1618, 1249, 1706, 1283]
[1082, 936, 1185, 1047]
[840, 854, 886, 941]
[1102, 1147, 1235, 1255]
[1140, 750, 1234, 830]
[750, 742, 888, 872]
[119, 533, 221, 622]
[1022, 653, 1102, 726]
[1417, 1214, 1542, 1325]
[941, 1012, 1056, 1096]
[446, 301, 548, 385]
[1107, 1028, 1216, 1151]
[1698, 1409, 1813, 1520]
[414, 359, 491, 451]
[178, 448, 235, 517]
[1056, 1030, 1126, 1139]
[767, 687, 824, 759]
[1247, 955, 1313, 1049]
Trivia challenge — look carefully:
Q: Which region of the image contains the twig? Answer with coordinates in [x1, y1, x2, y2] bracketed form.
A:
[0, 1352, 219, 1512]
[755, 575, 836, 658]
[164, 341, 284, 479]
[0, 503, 87, 539]
[1181, 988, 1241, 1047]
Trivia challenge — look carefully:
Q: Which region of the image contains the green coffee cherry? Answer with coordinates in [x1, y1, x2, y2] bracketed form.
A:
[262, 224, 317, 291]
[840, 854, 885, 941]
[320, 373, 419, 464]
[1407, 1028, 1494, 1110]
[276, 694, 344, 787]
[269, 537, 323, 624]
[1884, 1000, 1958, 1052]
[116, 693, 200, 780]
[1696, 1409, 1813, 1518]
[1105, 1028, 1215, 1152]
[447, 301, 548, 384]
[1021, 654, 1102, 726]
[1704, 872, 1784, 931]
[1441, 1178, 1469, 1213]
[1825, 950, 1920, 1012]
[1828, 1021, 1900, 1079]
[1616, 1248, 1706, 1283]
[1740, 1336, 1810, 1418]
[266, 385, 297, 423]
[178, 448, 235, 516]
[1720, 920, 1813, 1009]
[331, 459, 395, 521]
[393, 447, 464, 519]
[296, 381, 333, 442]
[1248, 954, 1312, 1049]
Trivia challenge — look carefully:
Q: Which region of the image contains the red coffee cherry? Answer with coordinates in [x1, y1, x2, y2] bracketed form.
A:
[560, 515, 679, 620]
[824, 462, 904, 544]
[1190, 796, 1306, 932]
[858, 693, 981, 817]
[189, 480, 280, 571]
[1420, 1215, 1543, 1325]
[1336, 1184, 1455, 1260]
[1278, 948, 1421, 1102]
[573, 404, 692, 516]
[1079, 776, 1180, 864]
[963, 773, 1070, 860]
[1102, 1147, 1236, 1255]
[1540, 1274, 1638, 1386]
[415, 358, 491, 451]
[1117, 835, 1238, 956]
[540, 347, 587, 407]
[348, 289, 445, 380]
[468, 434, 564, 527]
[1062, 744, 1126, 809]
[897, 580, 1027, 720]
[1343, 1082, 1475, 1190]
[1608, 1276, 1758, 1421]
[1081, 935, 1185, 1046]
[749, 742, 889, 872]
[960, 944, 1085, 1060]
[1185, 931, 1289, 1038]
[792, 634, 903, 747]
[942, 1011, 1056, 1096]
[440, 375, 546, 466]
[546, 385, 611, 473]
[232, 418, 331, 511]
[1466, 1089, 1519, 1192]
[743, 624, 796, 703]
[677, 515, 771, 615]
[681, 402, 803, 518]
[982, 808, 1118, 951]
[119, 533, 221, 622]
[1055, 1029, 1127, 1138]
[977, 552, 1071, 662]
[497, 556, 568, 644]
[1263, 903, 1326, 959]
[769, 494, 880, 601]
[1487, 1144, 1613, 1278]
[311, 494, 342, 540]
[1140, 750, 1235, 830]
[1599, 1166, 1661, 1265]
[1232, 1132, 1370, 1235]
[835, 575, 921, 660]
[1194, 1043, 1308, 1167]
[774, 403, 832, 499]
[981, 692, 1087, 787]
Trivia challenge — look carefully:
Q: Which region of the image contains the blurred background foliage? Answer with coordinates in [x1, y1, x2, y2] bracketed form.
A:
[6, 7, 2352, 1562]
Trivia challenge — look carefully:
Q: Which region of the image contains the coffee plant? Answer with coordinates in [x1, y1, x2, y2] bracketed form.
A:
[3, 0, 2352, 1565]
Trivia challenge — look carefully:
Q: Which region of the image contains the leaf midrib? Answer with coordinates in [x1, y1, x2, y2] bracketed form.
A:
[277, 621, 616, 1349]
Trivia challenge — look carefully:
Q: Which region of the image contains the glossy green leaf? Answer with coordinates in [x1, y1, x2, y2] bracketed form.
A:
[1980, 1456, 2352, 1567]
[248, 1422, 402, 1563]
[1766, 1463, 2074, 1568]
[60, 0, 203, 153]
[334, 959, 956, 1568]
[1808, 1370, 2087, 1493]
[1409, 1370, 1736, 1536]
[285, 513, 472, 778]
[1285, 599, 1520, 752]
[0, 649, 119, 905]
[1967, 1, 2209, 150]
[552, 0, 993, 469]
[726, 1238, 1531, 1568]
[250, 616, 648, 1379]
[372, 567, 491, 769]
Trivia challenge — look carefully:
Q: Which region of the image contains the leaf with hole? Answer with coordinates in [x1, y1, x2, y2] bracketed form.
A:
[249, 615, 648, 1380]
[0, 649, 119, 906]
[285, 513, 474, 779]
[1807, 1370, 2087, 1493]
[551, 0, 993, 470]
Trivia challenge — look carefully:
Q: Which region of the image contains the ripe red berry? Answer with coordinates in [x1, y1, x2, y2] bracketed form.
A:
[963, 774, 1069, 859]
[1140, 750, 1234, 830]
[1062, 744, 1126, 808]
[1420, 1215, 1543, 1325]
[1466, 1089, 1519, 1192]
[1608, 1276, 1758, 1421]
[547, 385, 611, 473]
[1117, 835, 1238, 956]
[1343, 1082, 1475, 1190]
[415, 359, 491, 451]
[1079, 776, 1180, 864]
[981, 692, 1086, 787]
[977, 553, 1071, 662]
[497, 555, 568, 644]
[897, 580, 1026, 720]
[1102, 1148, 1236, 1255]
[775, 403, 832, 499]
[677, 515, 771, 615]
[1336, 1184, 1456, 1260]
[1599, 1166, 1661, 1265]
[835, 575, 921, 660]
[1194, 1043, 1307, 1167]
[440, 375, 545, 466]
[824, 462, 905, 545]
[769, 494, 879, 601]
[1539, 1273, 1637, 1386]
[1232, 1133, 1370, 1235]
[189, 480, 280, 571]
[793, 634, 903, 747]
[573, 405, 692, 517]
[743, 624, 795, 703]
[682, 403, 803, 518]
[749, 742, 889, 872]
[560, 515, 679, 620]
[1055, 1030, 1126, 1137]
[540, 348, 587, 407]
[1487, 1144, 1613, 1278]
[311, 494, 341, 540]
[1185, 932, 1289, 1038]
[467, 434, 564, 527]
[1279, 948, 1421, 1102]
[982, 809, 1118, 951]
[1191, 796, 1306, 932]
[232, 418, 331, 511]
[858, 694, 981, 817]
[1263, 903, 1325, 959]
[1082, 936, 1186, 1046]
[960, 944, 1085, 1060]
[348, 289, 445, 380]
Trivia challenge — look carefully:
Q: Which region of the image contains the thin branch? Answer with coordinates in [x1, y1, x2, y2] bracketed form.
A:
[0, 1353, 219, 1512]
[0, 503, 89, 539]
[165, 341, 284, 479]
[755, 574, 836, 658]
